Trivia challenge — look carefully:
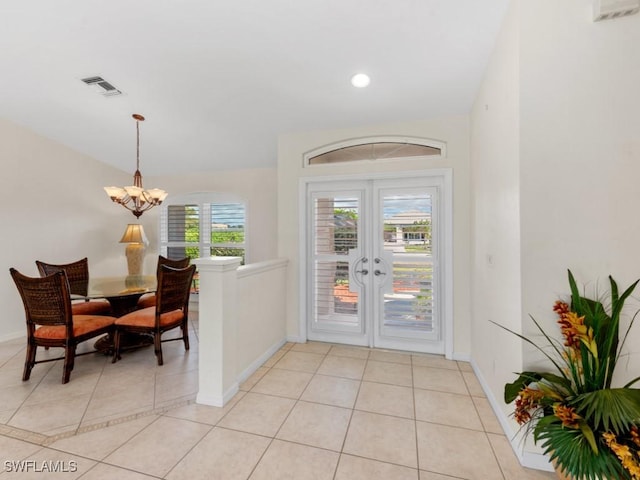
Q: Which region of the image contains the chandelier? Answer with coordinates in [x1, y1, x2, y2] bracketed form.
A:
[104, 114, 167, 218]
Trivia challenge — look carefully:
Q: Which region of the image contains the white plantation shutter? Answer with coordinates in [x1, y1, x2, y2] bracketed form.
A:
[160, 200, 246, 262]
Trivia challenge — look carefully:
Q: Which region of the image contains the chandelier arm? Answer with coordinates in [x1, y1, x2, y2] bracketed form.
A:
[139, 190, 162, 206]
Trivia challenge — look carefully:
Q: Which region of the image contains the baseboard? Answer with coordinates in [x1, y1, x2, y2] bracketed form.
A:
[0, 331, 24, 343]
[236, 337, 287, 384]
[286, 334, 305, 344]
[451, 351, 471, 362]
[196, 383, 239, 408]
[469, 358, 554, 473]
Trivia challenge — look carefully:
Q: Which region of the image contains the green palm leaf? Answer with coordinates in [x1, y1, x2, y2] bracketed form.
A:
[536, 420, 629, 480]
[573, 388, 640, 434]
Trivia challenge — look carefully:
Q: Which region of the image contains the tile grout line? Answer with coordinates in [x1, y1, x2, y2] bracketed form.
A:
[74, 354, 110, 437]
[1, 339, 532, 479]
[411, 353, 421, 475]
[239, 343, 320, 480]
[333, 344, 369, 480]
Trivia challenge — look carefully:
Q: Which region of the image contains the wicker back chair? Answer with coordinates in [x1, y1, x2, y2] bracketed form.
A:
[35, 258, 112, 316]
[113, 264, 196, 365]
[136, 256, 190, 309]
[36, 257, 90, 296]
[10, 268, 116, 384]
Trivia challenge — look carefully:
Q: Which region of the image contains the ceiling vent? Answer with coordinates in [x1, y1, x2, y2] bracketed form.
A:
[81, 76, 122, 97]
[593, 0, 640, 21]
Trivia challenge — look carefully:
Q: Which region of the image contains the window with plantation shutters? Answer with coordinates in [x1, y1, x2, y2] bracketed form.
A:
[160, 197, 247, 294]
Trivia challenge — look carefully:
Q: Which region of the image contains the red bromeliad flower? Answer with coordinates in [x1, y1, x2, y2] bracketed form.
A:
[554, 300, 596, 356]
[555, 301, 580, 348]
[514, 387, 545, 425]
[553, 404, 581, 429]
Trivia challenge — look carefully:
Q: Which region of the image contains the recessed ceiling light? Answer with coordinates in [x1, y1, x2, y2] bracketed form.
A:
[351, 73, 370, 88]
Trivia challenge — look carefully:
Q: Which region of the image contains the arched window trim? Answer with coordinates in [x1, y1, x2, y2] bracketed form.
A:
[303, 135, 447, 168]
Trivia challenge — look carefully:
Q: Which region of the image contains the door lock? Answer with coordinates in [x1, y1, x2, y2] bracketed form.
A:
[374, 270, 386, 276]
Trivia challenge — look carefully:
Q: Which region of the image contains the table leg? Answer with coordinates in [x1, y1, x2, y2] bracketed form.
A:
[94, 293, 153, 355]
[95, 332, 153, 355]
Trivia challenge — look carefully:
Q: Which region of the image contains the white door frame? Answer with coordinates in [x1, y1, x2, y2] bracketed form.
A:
[298, 168, 453, 358]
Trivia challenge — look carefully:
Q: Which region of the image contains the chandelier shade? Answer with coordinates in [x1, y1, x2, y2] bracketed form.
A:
[104, 114, 167, 218]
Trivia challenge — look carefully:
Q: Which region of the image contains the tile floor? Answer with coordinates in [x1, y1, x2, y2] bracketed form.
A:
[0, 315, 556, 479]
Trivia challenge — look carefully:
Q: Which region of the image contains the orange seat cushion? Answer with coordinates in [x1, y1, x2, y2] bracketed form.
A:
[34, 315, 116, 340]
[136, 294, 156, 310]
[72, 300, 112, 316]
[115, 306, 184, 328]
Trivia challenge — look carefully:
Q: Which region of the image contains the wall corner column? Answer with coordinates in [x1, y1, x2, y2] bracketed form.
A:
[192, 256, 242, 407]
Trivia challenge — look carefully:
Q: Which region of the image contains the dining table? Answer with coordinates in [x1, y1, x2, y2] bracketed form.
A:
[78, 274, 157, 316]
[72, 274, 157, 354]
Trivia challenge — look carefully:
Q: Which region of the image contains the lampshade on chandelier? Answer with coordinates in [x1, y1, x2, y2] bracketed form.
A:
[104, 114, 167, 218]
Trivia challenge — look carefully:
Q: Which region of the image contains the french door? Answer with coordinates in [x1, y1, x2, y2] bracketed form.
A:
[304, 174, 450, 354]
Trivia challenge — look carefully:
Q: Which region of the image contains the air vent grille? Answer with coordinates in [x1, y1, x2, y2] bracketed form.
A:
[593, 0, 640, 21]
[81, 76, 122, 97]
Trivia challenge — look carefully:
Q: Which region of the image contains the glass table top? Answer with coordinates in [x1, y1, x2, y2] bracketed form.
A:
[80, 275, 157, 299]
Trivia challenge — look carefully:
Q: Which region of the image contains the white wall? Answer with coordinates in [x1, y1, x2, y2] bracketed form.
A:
[470, 0, 522, 426]
[519, 1, 640, 377]
[236, 259, 288, 378]
[470, 0, 640, 467]
[0, 119, 134, 340]
[277, 117, 472, 357]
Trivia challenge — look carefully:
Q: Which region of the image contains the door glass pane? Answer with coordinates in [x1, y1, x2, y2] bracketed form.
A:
[382, 193, 434, 331]
[311, 193, 360, 332]
[314, 197, 358, 255]
[313, 260, 358, 321]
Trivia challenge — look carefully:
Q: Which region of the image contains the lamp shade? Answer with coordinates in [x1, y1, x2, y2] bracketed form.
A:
[119, 224, 149, 245]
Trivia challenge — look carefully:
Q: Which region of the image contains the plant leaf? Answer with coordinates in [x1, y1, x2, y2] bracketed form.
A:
[573, 388, 640, 434]
[578, 421, 598, 454]
[504, 372, 542, 403]
[490, 319, 570, 386]
[537, 421, 629, 480]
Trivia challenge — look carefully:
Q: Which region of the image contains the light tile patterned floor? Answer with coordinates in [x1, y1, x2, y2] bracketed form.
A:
[0, 321, 556, 479]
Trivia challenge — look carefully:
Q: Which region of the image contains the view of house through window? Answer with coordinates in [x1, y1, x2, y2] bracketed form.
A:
[161, 200, 246, 293]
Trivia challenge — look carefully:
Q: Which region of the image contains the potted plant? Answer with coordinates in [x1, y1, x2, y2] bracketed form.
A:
[497, 270, 640, 479]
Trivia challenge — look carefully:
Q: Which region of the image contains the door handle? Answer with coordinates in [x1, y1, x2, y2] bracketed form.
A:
[356, 269, 369, 275]
[374, 270, 386, 276]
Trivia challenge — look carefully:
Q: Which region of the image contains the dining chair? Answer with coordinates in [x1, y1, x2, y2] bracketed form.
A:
[10, 268, 117, 384]
[35, 258, 113, 316]
[112, 264, 196, 365]
[136, 255, 190, 309]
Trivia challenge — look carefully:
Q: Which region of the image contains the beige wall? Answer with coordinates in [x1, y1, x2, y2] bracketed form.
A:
[518, 0, 640, 386]
[0, 119, 133, 340]
[471, 0, 640, 467]
[470, 0, 522, 427]
[519, 0, 640, 343]
[277, 116, 472, 356]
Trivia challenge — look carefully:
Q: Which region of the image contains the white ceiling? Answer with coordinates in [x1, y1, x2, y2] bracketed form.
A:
[1, 0, 510, 175]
